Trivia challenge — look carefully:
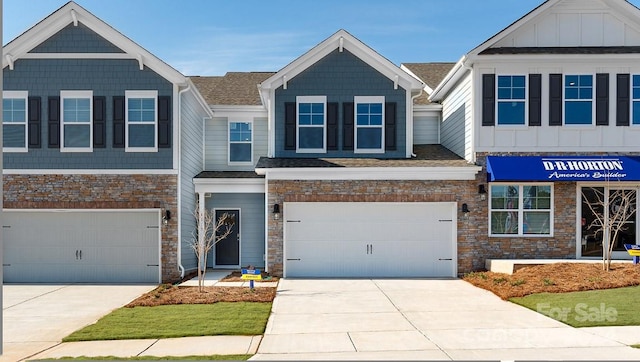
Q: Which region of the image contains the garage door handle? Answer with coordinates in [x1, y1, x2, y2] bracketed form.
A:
[439, 219, 453, 222]
[286, 258, 301, 261]
[76, 250, 79, 260]
[287, 220, 301, 223]
[439, 258, 453, 261]
[79, 250, 82, 260]
[3, 264, 10, 267]
[146, 264, 159, 267]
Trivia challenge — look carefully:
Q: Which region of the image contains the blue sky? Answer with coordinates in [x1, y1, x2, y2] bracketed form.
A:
[4, 0, 640, 76]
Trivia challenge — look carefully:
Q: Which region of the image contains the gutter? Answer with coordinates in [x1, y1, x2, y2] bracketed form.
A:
[176, 84, 191, 279]
[429, 55, 470, 102]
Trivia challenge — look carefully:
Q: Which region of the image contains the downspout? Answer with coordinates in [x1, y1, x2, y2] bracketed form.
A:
[410, 88, 423, 158]
[177, 84, 191, 279]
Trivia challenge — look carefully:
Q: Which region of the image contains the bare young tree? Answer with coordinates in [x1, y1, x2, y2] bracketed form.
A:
[582, 187, 636, 271]
[188, 206, 235, 291]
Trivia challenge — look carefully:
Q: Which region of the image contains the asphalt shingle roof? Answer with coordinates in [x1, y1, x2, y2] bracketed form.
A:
[189, 72, 274, 106]
[401, 63, 455, 105]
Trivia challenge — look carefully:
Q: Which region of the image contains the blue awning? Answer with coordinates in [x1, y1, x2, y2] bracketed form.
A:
[486, 156, 640, 182]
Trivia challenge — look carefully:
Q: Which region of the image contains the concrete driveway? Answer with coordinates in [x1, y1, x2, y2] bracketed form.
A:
[2, 284, 154, 362]
[252, 279, 640, 360]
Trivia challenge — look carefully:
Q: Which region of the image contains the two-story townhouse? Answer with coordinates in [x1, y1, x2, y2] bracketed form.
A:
[428, 0, 640, 271]
[2, 1, 211, 283]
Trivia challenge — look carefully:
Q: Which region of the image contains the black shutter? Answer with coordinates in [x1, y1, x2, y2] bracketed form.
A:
[48, 96, 60, 148]
[327, 102, 339, 151]
[529, 74, 542, 126]
[482, 74, 495, 126]
[596, 73, 609, 126]
[284, 102, 296, 150]
[158, 96, 171, 148]
[385, 102, 397, 151]
[549, 74, 563, 126]
[93, 96, 106, 148]
[617, 74, 630, 127]
[343, 102, 354, 150]
[113, 96, 125, 148]
[28, 96, 41, 148]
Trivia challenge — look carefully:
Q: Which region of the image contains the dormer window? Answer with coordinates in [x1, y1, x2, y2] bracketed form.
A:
[297, 96, 326, 153]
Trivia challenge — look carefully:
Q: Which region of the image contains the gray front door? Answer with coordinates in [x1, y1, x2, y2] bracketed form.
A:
[215, 209, 240, 266]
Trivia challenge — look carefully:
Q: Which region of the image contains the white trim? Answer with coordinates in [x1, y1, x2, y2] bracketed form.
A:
[212, 208, 241, 269]
[256, 166, 482, 181]
[354, 96, 385, 154]
[60, 90, 93, 153]
[3, 90, 29, 153]
[488, 183, 554, 238]
[193, 177, 265, 194]
[20, 53, 135, 60]
[632, 74, 640, 126]
[228, 119, 254, 166]
[496, 74, 528, 127]
[563, 74, 596, 127]
[125, 90, 158, 153]
[3, 169, 178, 175]
[296, 96, 327, 154]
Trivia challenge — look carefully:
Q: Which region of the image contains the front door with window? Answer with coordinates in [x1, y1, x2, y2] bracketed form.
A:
[581, 187, 637, 258]
[215, 209, 240, 266]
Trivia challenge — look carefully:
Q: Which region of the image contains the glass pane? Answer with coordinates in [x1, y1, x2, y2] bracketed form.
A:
[3, 124, 26, 148]
[497, 88, 512, 99]
[523, 186, 551, 210]
[357, 104, 369, 113]
[299, 127, 323, 149]
[357, 128, 382, 149]
[581, 187, 605, 257]
[64, 124, 90, 147]
[565, 88, 579, 100]
[498, 102, 525, 125]
[579, 88, 593, 100]
[311, 114, 324, 125]
[634, 75, 640, 87]
[298, 103, 311, 114]
[523, 212, 551, 235]
[512, 88, 525, 99]
[370, 103, 382, 114]
[565, 75, 579, 86]
[369, 114, 383, 126]
[633, 87, 640, 100]
[357, 114, 369, 126]
[491, 185, 519, 209]
[64, 98, 90, 123]
[512, 76, 526, 87]
[129, 124, 155, 148]
[491, 211, 519, 234]
[311, 103, 323, 113]
[230, 122, 251, 142]
[580, 75, 593, 86]
[634, 102, 640, 125]
[565, 101, 592, 125]
[498, 76, 512, 87]
[299, 114, 311, 125]
[609, 189, 636, 252]
[230, 143, 252, 162]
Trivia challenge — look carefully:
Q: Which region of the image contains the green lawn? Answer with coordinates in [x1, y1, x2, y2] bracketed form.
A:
[511, 286, 640, 328]
[63, 302, 272, 342]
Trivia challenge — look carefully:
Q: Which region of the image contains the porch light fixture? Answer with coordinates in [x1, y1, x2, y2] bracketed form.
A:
[461, 203, 470, 220]
[163, 210, 171, 225]
[273, 203, 281, 220]
[478, 184, 487, 201]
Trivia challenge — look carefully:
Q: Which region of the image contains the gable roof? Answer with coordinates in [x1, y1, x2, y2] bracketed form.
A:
[3, 1, 186, 85]
[401, 63, 455, 105]
[190, 72, 274, 106]
[429, 0, 640, 101]
[258, 29, 424, 104]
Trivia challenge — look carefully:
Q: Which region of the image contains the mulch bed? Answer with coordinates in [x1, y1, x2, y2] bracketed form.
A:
[126, 284, 277, 307]
[464, 263, 640, 300]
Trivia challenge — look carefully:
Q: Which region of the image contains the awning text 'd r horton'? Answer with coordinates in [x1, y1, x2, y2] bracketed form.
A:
[486, 156, 640, 182]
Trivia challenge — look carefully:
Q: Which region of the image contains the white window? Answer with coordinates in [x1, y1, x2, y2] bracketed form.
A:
[354, 96, 384, 153]
[564, 75, 594, 125]
[296, 96, 326, 153]
[61, 90, 92, 152]
[496, 75, 526, 126]
[3, 91, 28, 152]
[489, 184, 553, 237]
[126, 90, 157, 152]
[229, 121, 253, 164]
[632, 75, 640, 125]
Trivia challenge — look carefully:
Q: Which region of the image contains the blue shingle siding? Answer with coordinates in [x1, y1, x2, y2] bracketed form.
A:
[274, 49, 407, 158]
[3, 58, 173, 169]
[30, 23, 124, 53]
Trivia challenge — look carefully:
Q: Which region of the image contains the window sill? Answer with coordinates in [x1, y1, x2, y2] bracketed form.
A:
[126, 147, 158, 153]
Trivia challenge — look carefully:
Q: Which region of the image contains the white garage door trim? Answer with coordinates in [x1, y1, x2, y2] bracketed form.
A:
[283, 202, 457, 278]
[3, 209, 162, 283]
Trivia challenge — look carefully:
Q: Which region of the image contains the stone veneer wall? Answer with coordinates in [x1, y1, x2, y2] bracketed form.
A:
[4, 174, 179, 282]
[267, 173, 578, 277]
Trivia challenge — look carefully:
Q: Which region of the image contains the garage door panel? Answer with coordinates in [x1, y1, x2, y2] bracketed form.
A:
[3, 211, 160, 283]
[285, 202, 456, 278]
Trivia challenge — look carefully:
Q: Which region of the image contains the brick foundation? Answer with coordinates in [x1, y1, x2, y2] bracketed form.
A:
[4, 173, 180, 283]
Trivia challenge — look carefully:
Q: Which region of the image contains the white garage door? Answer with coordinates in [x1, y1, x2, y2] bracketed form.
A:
[3, 210, 160, 283]
[284, 202, 456, 278]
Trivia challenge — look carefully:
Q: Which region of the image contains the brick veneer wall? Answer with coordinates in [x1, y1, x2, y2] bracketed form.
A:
[267, 173, 579, 277]
[4, 174, 179, 282]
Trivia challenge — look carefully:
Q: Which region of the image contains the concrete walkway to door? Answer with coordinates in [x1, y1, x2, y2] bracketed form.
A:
[251, 279, 640, 360]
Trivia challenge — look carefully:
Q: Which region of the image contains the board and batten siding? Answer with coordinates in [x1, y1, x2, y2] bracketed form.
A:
[413, 115, 440, 145]
[474, 63, 640, 153]
[440, 73, 472, 159]
[205, 193, 265, 268]
[180, 91, 207, 271]
[204, 117, 268, 171]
